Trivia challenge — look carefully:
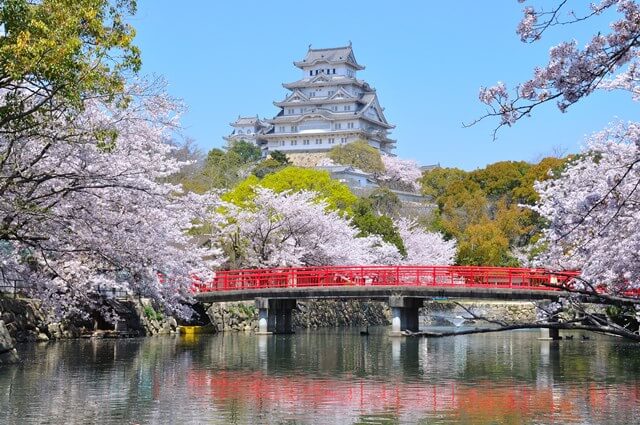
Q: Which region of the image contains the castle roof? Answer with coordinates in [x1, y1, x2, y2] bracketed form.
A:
[294, 44, 365, 70]
[230, 115, 260, 126]
[283, 75, 371, 90]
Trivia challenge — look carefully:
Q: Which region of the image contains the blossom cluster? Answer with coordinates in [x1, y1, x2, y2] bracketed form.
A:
[0, 85, 218, 320]
[533, 122, 640, 290]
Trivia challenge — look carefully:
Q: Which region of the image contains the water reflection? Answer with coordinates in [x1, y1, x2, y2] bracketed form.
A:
[0, 328, 639, 424]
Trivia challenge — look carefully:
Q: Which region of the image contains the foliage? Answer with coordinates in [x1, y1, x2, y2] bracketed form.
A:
[365, 187, 402, 217]
[456, 220, 513, 266]
[0, 0, 140, 131]
[202, 149, 248, 190]
[251, 158, 282, 178]
[328, 140, 385, 174]
[351, 199, 406, 256]
[0, 83, 219, 322]
[421, 159, 566, 266]
[143, 305, 164, 322]
[420, 167, 468, 200]
[217, 188, 401, 269]
[228, 140, 262, 163]
[225, 167, 358, 212]
[269, 150, 291, 165]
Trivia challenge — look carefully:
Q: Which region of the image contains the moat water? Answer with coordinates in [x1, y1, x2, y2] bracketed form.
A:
[1, 327, 639, 424]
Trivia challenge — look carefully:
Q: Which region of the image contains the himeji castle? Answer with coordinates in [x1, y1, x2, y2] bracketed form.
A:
[225, 44, 396, 156]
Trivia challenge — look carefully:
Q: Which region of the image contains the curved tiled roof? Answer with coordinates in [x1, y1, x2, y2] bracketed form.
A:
[293, 45, 365, 70]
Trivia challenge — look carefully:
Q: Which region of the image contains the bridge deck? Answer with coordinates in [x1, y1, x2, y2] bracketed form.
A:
[194, 285, 570, 303]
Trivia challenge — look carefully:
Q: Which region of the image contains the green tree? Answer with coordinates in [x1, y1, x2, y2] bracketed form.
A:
[366, 187, 402, 217]
[0, 0, 140, 130]
[457, 220, 513, 266]
[420, 157, 567, 266]
[268, 150, 291, 165]
[469, 161, 531, 200]
[202, 149, 246, 190]
[252, 158, 285, 179]
[420, 167, 467, 200]
[328, 140, 385, 174]
[224, 167, 358, 212]
[351, 198, 406, 255]
[251, 151, 291, 178]
[228, 140, 262, 163]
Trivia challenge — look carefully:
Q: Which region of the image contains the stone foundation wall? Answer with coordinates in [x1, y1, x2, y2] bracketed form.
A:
[294, 299, 390, 328]
[0, 296, 178, 344]
[205, 299, 391, 332]
[422, 301, 537, 325]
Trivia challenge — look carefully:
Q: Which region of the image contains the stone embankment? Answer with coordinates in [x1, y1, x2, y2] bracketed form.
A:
[422, 301, 537, 325]
[0, 295, 179, 363]
[206, 299, 391, 332]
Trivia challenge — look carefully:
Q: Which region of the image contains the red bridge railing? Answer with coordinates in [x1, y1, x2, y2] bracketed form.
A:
[190, 266, 581, 293]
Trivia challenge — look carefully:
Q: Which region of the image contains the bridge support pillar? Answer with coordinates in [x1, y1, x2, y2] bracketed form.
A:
[536, 301, 561, 340]
[255, 298, 296, 334]
[389, 296, 423, 336]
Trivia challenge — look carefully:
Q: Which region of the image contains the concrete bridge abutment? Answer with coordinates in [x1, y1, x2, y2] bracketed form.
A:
[389, 296, 424, 336]
[255, 298, 297, 334]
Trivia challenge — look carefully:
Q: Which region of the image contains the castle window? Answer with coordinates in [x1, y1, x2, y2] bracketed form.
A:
[281, 141, 286, 146]
[340, 137, 347, 144]
[291, 140, 297, 146]
[334, 123, 342, 130]
[309, 70, 312, 76]
[303, 139, 310, 145]
[290, 125, 297, 132]
[278, 126, 285, 132]
[344, 105, 351, 111]
[315, 138, 322, 144]
[332, 68, 336, 74]
[329, 138, 335, 144]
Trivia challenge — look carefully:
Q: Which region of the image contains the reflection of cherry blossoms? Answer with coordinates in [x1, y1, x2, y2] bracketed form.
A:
[533, 122, 640, 291]
[0, 85, 220, 321]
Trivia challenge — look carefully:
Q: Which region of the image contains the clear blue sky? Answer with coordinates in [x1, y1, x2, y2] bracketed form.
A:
[132, 1, 635, 170]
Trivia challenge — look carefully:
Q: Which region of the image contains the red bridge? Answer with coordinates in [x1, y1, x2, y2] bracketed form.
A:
[191, 266, 584, 334]
[193, 265, 579, 301]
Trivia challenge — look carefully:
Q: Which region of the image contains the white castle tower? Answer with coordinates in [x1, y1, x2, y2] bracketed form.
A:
[226, 44, 396, 156]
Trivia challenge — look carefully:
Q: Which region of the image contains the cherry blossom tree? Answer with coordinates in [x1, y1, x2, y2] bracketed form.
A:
[462, 2, 640, 340]
[218, 188, 401, 269]
[533, 123, 640, 290]
[476, 1, 640, 137]
[394, 219, 456, 265]
[0, 83, 220, 321]
[380, 155, 422, 192]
